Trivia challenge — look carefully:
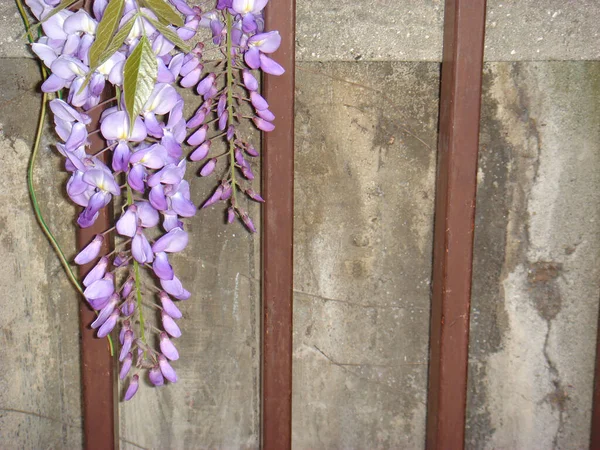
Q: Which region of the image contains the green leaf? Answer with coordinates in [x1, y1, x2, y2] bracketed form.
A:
[144, 16, 191, 53]
[97, 15, 136, 66]
[142, 0, 184, 27]
[123, 36, 158, 128]
[88, 0, 125, 68]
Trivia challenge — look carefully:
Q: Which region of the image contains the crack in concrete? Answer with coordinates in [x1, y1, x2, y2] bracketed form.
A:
[294, 289, 427, 311]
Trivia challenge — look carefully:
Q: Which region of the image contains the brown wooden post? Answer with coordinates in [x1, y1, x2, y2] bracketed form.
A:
[261, 0, 296, 449]
[591, 305, 600, 449]
[426, 1, 487, 449]
[76, 3, 118, 449]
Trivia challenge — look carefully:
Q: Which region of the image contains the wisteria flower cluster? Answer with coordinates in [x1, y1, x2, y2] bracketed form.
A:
[24, 0, 283, 400]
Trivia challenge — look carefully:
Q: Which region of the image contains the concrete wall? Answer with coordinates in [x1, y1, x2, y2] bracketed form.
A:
[1, 1, 600, 449]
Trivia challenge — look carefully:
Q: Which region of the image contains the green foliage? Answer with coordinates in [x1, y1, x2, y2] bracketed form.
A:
[89, 0, 126, 68]
[144, 15, 191, 53]
[123, 35, 158, 128]
[141, 0, 184, 27]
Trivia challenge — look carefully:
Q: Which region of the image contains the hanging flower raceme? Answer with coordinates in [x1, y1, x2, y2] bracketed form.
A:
[25, 0, 283, 400]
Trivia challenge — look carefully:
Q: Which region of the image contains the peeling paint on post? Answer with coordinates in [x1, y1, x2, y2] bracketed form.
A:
[426, 1, 486, 449]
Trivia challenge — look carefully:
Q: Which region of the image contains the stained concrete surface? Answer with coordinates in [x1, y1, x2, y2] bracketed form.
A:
[293, 61, 439, 449]
[296, 0, 600, 62]
[0, 59, 83, 449]
[467, 61, 600, 449]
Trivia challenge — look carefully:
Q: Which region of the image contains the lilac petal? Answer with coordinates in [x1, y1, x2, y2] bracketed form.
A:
[153, 252, 174, 280]
[32, 43, 59, 68]
[117, 207, 137, 238]
[250, 91, 269, 111]
[130, 144, 168, 169]
[84, 278, 114, 304]
[157, 58, 176, 83]
[144, 112, 164, 138]
[201, 186, 223, 209]
[119, 320, 130, 344]
[145, 84, 179, 115]
[180, 56, 200, 77]
[136, 202, 160, 227]
[91, 294, 118, 328]
[168, 52, 185, 78]
[83, 169, 120, 195]
[217, 94, 227, 117]
[241, 163, 255, 180]
[148, 164, 184, 188]
[220, 184, 232, 200]
[196, 73, 215, 96]
[162, 311, 181, 338]
[227, 207, 235, 223]
[152, 227, 188, 253]
[160, 291, 182, 319]
[246, 188, 265, 202]
[65, 122, 88, 151]
[124, 374, 139, 400]
[83, 256, 109, 287]
[170, 192, 197, 217]
[235, 148, 246, 166]
[187, 125, 208, 146]
[64, 10, 96, 35]
[41, 74, 66, 93]
[119, 330, 134, 361]
[241, 12, 257, 33]
[187, 106, 208, 128]
[253, 117, 275, 132]
[246, 145, 259, 157]
[260, 54, 285, 76]
[159, 332, 180, 360]
[120, 299, 136, 317]
[200, 158, 216, 177]
[204, 85, 218, 100]
[149, 185, 168, 211]
[218, 111, 228, 130]
[171, 0, 195, 15]
[257, 108, 275, 121]
[149, 366, 165, 386]
[74, 234, 103, 265]
[226, 125, 235, 141]
[112, 141, 131, 172]
[128, 164, 146, 192]
[242, 214, 257, 233]
[180, 67, 202, 88]
[161, 132, 182, 158]
[101, 111, 132, 141]
[131, 230, 154, 264]
[160, 275, 191, 300]
[121, 279, 134, 299]
[50, 99, 91, 124]
[158, 355, 178, 383]
[249, 31, 281, 53]
[189, 140, 211, 161]
[244, 46, 260, 69]
[119, 353, 133, 380]
[242, 70, 258, 91]
[163, 213, 183, 232]
[97, 310, 119, 338]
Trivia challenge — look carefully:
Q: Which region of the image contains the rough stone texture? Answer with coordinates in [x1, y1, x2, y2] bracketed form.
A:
[296, 0, 600, 62]
[293, 61, 439, 449]
[0, 59, 83, 449]
[467, 61, 600, 449]
[0, 1, 33, 59]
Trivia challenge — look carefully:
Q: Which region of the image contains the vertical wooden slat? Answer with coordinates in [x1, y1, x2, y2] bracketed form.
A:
[261, 1, 295, 449]
[77, 3, 117, 449]
[426, 1, 486, 449]
[591, 305, 600, 449]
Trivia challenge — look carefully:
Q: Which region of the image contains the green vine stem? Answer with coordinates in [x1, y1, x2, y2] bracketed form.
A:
[226, 11, 238, 206]
[16, 0, 114, 356]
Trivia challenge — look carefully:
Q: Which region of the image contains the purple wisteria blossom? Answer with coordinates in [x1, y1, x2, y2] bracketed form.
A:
[25, 0, 284, 400]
